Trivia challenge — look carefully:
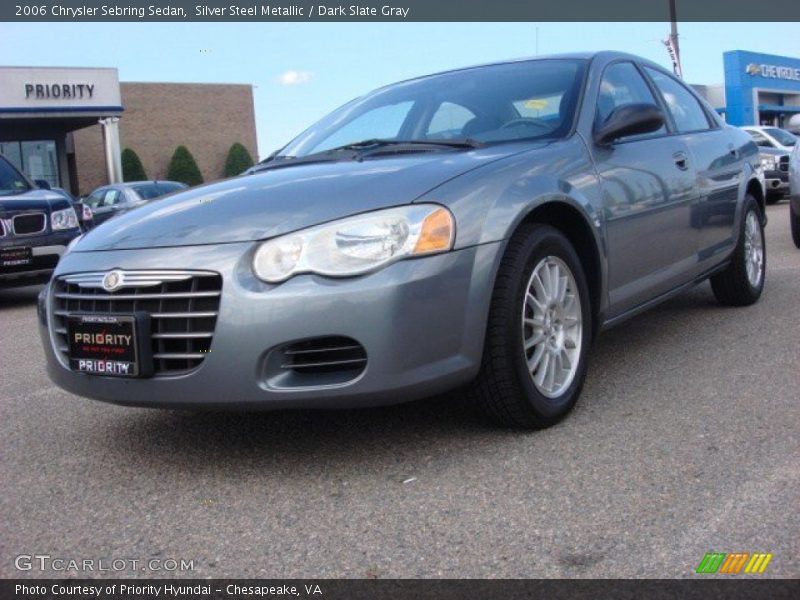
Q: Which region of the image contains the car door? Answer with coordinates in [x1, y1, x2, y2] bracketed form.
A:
[591, 61, 698, 317]
[643, 67, 741, 272]
[91, 188, 123, 225]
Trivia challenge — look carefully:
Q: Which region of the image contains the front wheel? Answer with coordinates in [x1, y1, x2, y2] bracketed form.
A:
[472, 224, 592, 429]
[710, 195, 765, 306]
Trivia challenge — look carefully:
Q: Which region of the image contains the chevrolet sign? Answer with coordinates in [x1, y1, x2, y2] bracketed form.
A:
[746, 62, 800, 81]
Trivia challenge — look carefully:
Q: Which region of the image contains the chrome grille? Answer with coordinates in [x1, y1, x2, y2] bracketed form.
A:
[12, 213, 46, 235]
[51, 270, 222, 375]
[779, 156, 789, 172]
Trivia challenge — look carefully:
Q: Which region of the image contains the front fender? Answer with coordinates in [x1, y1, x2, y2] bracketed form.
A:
[417, 137, 609, 319]
[737, 158, 766, 229]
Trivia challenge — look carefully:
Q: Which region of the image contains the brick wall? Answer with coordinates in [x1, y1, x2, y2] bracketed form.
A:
[72, 82, 257, 195]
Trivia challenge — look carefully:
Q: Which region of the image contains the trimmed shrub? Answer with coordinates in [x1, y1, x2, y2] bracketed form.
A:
[223, 142, 255, 177]
[121, 148, 147, 181]
[166, 145, 203, 186]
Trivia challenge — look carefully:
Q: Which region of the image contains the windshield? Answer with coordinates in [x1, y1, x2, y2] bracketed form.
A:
[764, 127, 797, 146]
[0, 157, 32, 196]
[278, 59, 587, 158]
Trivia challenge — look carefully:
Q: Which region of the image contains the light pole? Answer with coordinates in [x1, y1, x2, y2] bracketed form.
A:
[667, 0, 683, 78]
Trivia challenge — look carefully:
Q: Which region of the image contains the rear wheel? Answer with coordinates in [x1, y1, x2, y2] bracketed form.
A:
[472, 224, 592, 429]
[710, 195, 765, 306]
[791, 203, 800, 249]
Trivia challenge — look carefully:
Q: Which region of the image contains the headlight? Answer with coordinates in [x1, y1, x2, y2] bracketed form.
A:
[760, 156, 777, 171]
[51, 207, 79, 230]
[253, 204, 455, 283]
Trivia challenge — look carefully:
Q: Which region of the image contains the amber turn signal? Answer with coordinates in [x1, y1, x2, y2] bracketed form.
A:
[413, 207, 455, 255]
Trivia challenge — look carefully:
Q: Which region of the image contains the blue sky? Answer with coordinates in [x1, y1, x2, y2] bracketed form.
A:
[2, 22, 799, 158]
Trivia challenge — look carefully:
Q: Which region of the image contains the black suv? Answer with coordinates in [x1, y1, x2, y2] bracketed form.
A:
[0, 155, 82, 288]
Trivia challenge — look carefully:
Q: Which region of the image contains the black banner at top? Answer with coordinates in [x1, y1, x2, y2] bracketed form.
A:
[3, 0, 800, 22]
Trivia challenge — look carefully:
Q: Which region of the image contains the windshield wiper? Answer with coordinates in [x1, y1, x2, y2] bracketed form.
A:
[247, 150, 362, 173]
[250, 138, 482, 174]
[334, 138, 483, 152]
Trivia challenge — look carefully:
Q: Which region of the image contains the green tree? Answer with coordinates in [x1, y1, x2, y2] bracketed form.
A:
[166, 145, 203, 186]
[223, 142, 254, 177]
[121, 148, 147, 181]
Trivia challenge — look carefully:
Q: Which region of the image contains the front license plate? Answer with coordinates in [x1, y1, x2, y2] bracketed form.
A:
[67, 314, 139, 377]
[0, 246, 32, 267]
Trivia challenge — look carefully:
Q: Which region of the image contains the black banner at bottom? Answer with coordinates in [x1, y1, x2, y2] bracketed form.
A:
[3, 579, 799, 600]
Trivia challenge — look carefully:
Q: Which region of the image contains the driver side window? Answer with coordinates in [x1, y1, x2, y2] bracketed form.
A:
[103, 189, 122, 206]
[597, 62, 666, 138]
[747, 131, 774, 148]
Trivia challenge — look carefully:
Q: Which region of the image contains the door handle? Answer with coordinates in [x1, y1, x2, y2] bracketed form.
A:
[673, 152, 689, 170]
[729, 145, 739, 158]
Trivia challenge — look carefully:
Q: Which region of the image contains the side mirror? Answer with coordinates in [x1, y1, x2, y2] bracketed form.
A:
[34, 179, 51, 190]
[594, 103, 665, 146]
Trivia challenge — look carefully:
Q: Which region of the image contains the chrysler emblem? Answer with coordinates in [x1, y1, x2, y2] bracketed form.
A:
[102, 270, 123, 292]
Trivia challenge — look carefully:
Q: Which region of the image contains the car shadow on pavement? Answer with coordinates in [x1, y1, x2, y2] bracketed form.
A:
[91, 282, 730, 473]
[0, 284, 43, 309]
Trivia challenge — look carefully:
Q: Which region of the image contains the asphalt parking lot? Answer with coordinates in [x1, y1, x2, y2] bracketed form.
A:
[1, 203, 798, 579]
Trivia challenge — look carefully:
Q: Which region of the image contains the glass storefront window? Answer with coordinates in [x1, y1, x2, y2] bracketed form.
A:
[0, 142, 24, 173]
[0, 140, 60, 188]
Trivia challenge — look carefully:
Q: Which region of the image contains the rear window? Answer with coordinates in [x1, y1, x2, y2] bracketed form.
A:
[130, 183, 162, 199]
[156, 182, 187, 195]
[763, 127, 797, 147]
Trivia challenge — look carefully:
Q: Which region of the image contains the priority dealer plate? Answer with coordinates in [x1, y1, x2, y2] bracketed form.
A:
[67, 314, 141, 377]
[0, 246, 32, 268]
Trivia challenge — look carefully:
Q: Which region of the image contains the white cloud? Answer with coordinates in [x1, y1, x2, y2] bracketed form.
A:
[277, 70, 312, 85]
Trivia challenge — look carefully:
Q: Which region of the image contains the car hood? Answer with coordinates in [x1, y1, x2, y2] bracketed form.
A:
[75, 146, 539, 251]
[0, 189, 71, 216]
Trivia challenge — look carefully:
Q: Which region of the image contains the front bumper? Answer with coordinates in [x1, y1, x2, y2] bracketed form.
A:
[39, 241, 503, 409]
[764, 170, 789, 194]
[0, 229, 78, 287]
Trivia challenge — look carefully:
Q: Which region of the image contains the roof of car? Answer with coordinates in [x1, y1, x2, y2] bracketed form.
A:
[90, 180, 186, 192]
[122, 180, 185, 186]
[742, 126, 792, 132]
[371, 51, 668, 93]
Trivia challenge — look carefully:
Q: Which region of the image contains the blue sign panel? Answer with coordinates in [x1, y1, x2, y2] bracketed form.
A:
[724, 50, 800, 125]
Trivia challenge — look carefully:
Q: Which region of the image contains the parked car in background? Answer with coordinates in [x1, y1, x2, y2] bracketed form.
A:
[0, 155, 82, 288]
[758, 146, 791, 203]
[743, 125, 798, 153]
[50, 187, 94, 231]
[790, 142, 800, 248]
[39, 52, 766, 429]
[83, 180, 187, 226]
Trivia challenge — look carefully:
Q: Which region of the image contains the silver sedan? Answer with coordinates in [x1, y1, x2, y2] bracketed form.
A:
[39, 52, 766, 428]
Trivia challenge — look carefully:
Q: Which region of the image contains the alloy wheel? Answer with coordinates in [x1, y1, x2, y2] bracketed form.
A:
[522, 256, 583, 398]
[743, 210, 764, 288]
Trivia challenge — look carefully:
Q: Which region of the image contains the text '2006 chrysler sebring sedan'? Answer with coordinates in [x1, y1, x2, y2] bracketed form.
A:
[39, 52, 767, 428]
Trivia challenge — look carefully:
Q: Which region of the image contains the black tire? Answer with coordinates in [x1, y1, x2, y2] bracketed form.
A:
[710, 194, 766, 306]
[471, 224, 592, 429]
[765, 193, 781, 205]
[791, 204, 800, 249]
